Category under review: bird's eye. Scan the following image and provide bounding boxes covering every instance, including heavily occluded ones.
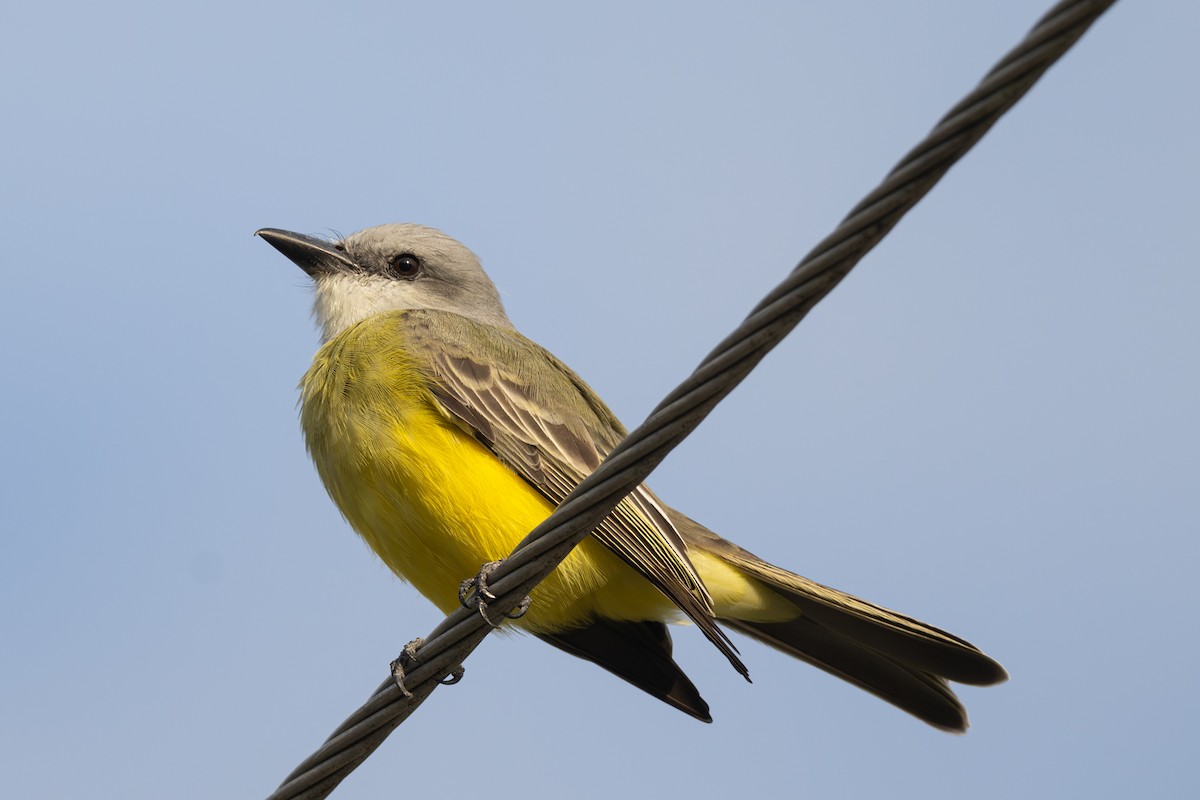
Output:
[388,253,422,279]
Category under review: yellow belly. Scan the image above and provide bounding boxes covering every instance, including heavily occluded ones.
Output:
[299,318,676,633]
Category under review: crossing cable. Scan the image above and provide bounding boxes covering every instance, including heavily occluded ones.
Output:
[266,1,1117,797]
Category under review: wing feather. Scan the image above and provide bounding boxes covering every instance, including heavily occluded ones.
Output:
[404,311,746,677]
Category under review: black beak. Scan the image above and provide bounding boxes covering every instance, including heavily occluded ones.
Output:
[255,228,357,277]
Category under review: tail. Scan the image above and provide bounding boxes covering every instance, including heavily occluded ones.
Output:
[672,512,1007,732]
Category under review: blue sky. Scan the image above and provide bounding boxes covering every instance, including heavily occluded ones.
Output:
[3,2,1196,798]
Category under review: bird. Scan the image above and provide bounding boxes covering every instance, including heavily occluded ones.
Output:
[257,222,1007,729]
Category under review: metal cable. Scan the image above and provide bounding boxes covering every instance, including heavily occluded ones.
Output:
[266,2,1116,797]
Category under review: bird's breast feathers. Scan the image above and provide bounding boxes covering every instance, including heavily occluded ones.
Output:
[297,310,672,628]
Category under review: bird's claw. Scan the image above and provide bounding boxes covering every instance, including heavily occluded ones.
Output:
[458,560,532,626]
[390,637,465,698]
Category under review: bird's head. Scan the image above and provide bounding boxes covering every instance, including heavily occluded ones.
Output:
[257,223,513,341]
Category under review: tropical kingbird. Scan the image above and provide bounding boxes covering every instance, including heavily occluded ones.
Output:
[257,223,1006,729]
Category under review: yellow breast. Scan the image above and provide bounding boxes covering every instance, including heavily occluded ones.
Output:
[298,313,674,633]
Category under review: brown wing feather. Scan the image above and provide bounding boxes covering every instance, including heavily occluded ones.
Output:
[403,310,746,678]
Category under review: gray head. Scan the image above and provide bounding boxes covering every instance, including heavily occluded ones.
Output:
[256,223,513,341]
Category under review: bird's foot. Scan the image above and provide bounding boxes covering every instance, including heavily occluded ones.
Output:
[390,638,464,698]
[458,560,532,627]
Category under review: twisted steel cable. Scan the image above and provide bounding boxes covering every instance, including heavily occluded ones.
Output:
[266,2,1117,797]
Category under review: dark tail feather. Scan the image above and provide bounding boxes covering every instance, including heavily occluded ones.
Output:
[768,585,1008,686]
[537,618,712,723]
[723,616,970,731]
[670,511,1007,730]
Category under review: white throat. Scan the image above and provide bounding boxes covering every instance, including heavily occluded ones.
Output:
[311,272,406,342]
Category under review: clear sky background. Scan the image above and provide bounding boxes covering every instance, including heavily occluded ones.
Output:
[3,2,1196,798]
